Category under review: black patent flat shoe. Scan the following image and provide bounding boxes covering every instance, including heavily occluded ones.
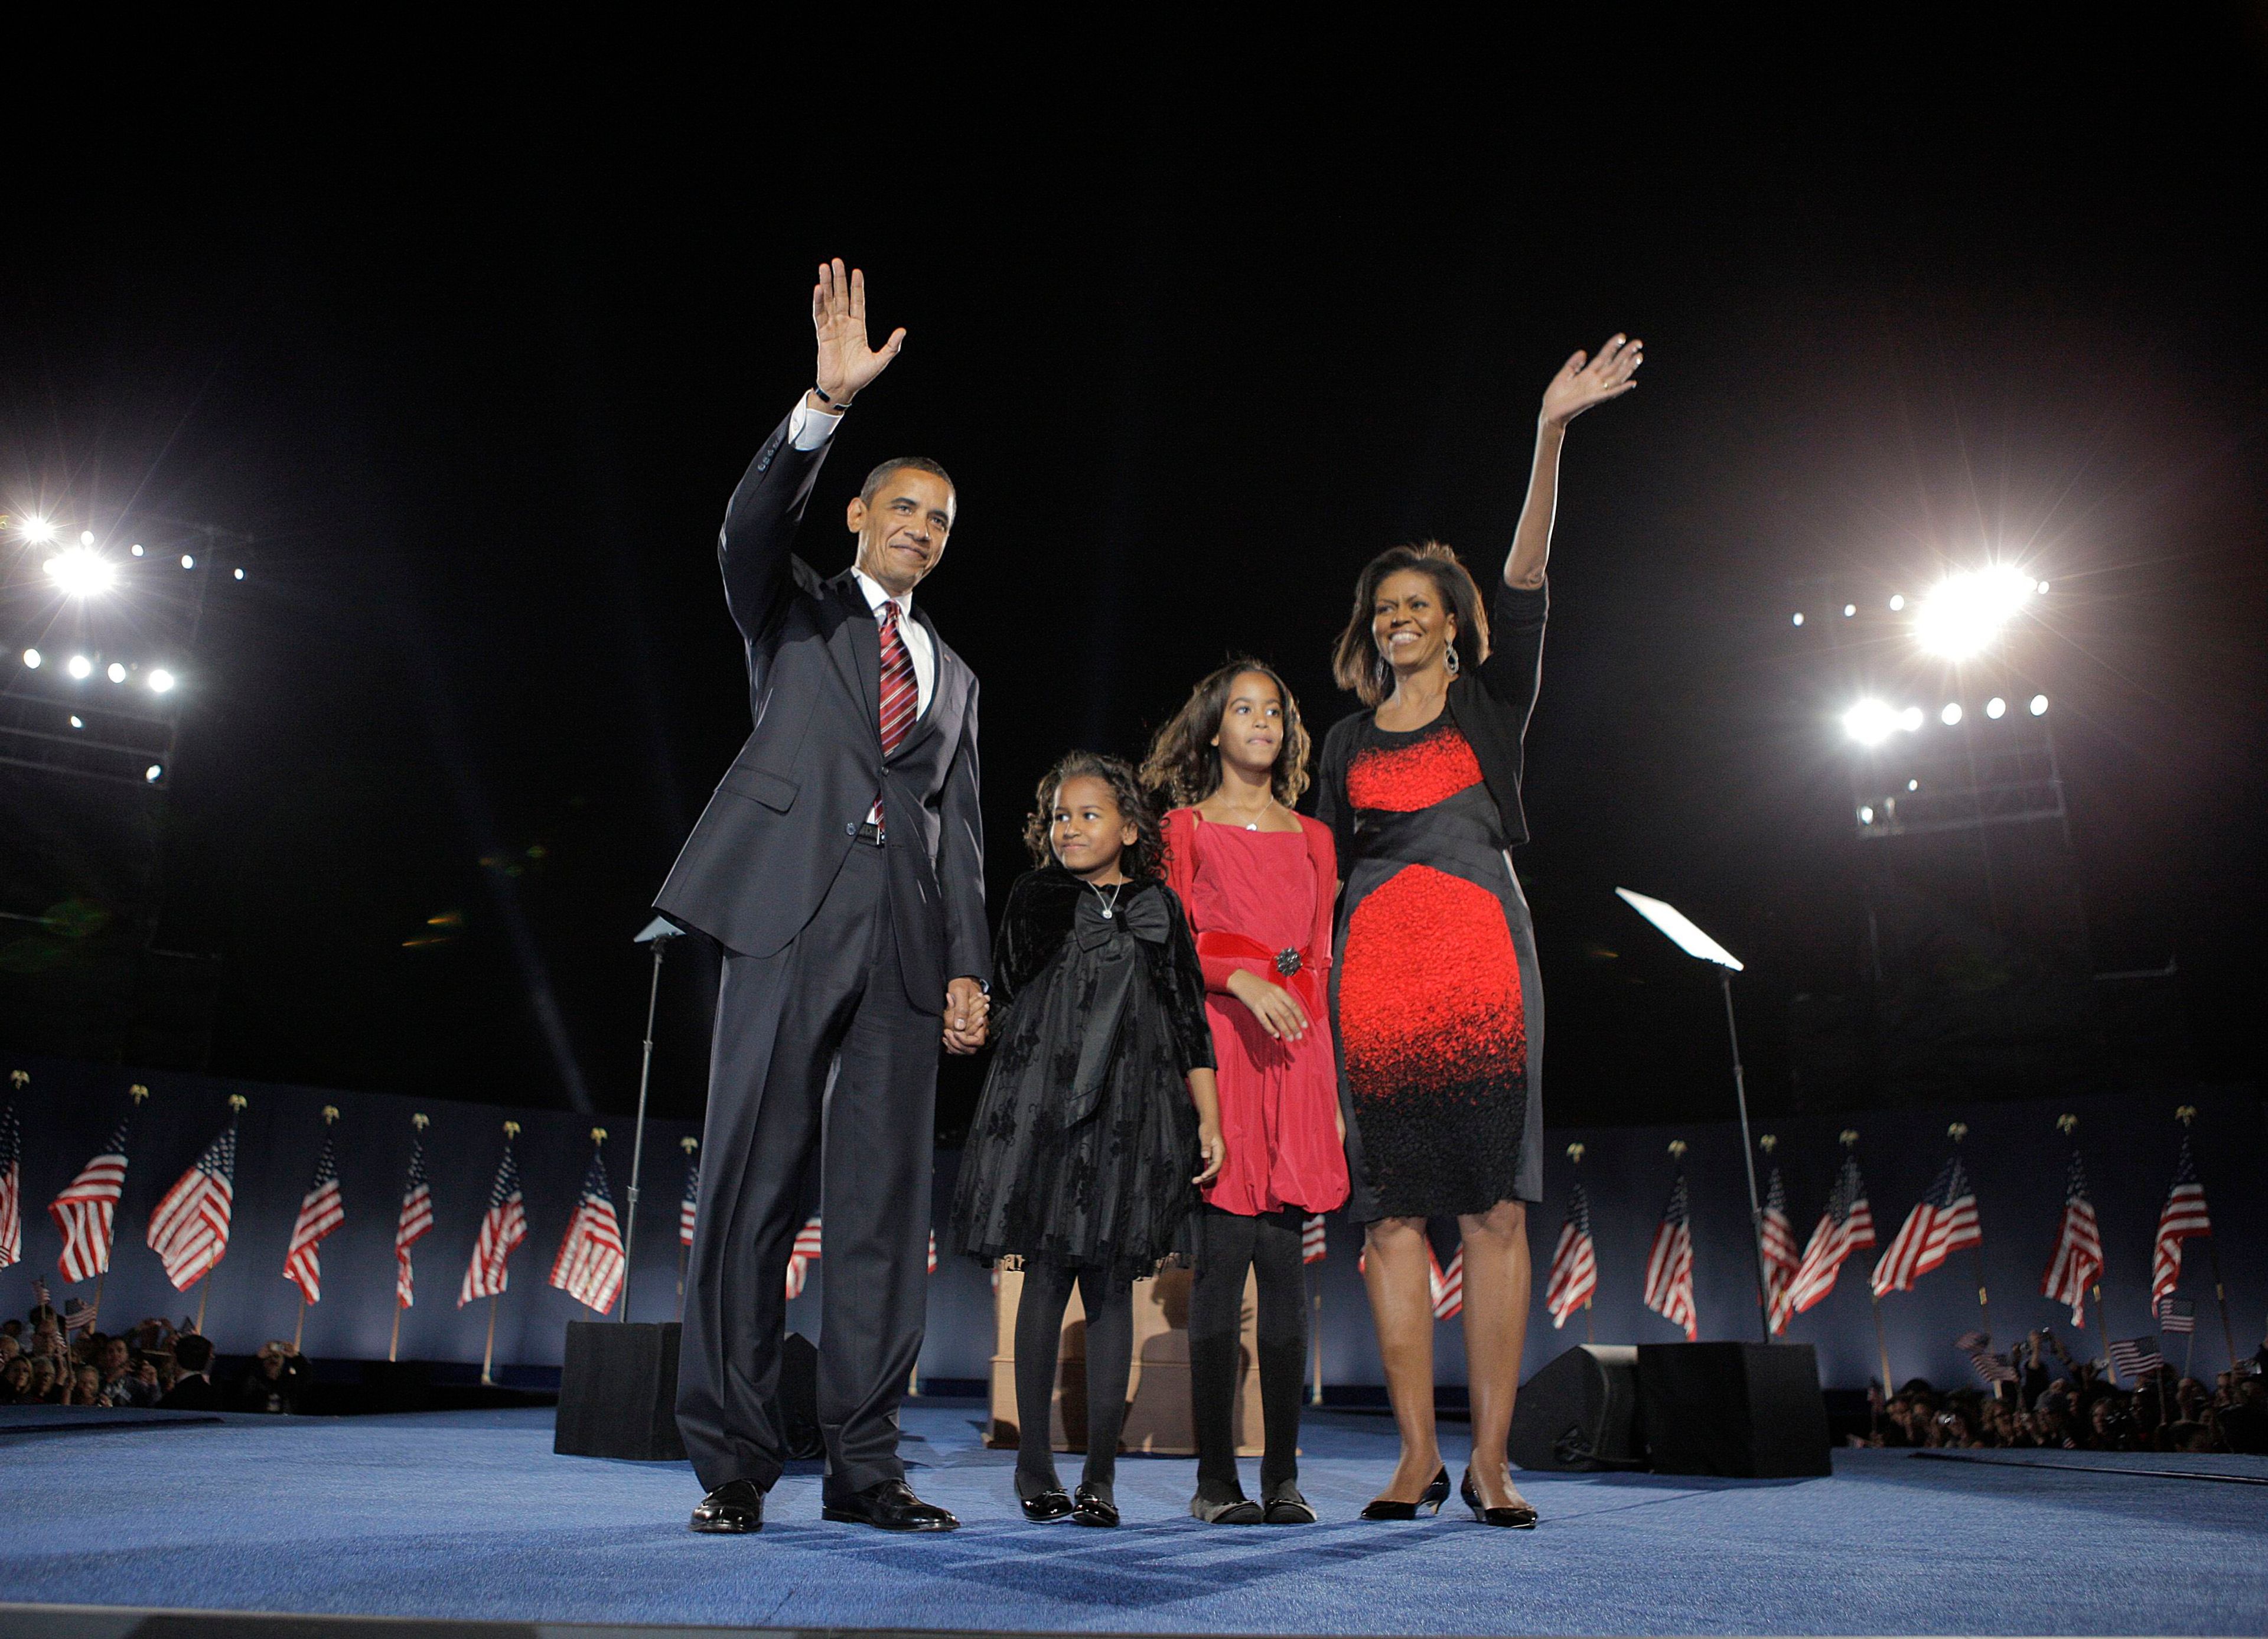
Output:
[1359,1465,1449,1520]
[1190,1491,1265,1524]
[1461,1467,1539,1529]
[689,1479,764,1534]
[1262,1478,1317,1524]
[1018,1481,1075,1522]
[1071,1481,1120,1528]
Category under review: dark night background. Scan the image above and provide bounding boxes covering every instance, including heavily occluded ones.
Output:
[3,21,2263,1135]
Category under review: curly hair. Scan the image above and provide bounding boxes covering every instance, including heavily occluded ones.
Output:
[1021,751,1166,879]
[1139,658,1312,810]
[1329,540,1493,706]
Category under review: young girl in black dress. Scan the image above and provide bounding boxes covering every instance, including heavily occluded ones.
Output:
[951,752,1225,1527]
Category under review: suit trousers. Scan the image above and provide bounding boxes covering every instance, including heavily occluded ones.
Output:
[676,839,939,1496]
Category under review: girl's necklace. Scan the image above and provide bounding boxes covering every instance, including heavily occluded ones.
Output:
[1213,797,1274,832]
[1088,879,1126,921]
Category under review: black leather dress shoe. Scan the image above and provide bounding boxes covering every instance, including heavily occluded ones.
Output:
[689,1480,764,1534]
[1071,1481,1119,1528]
[822,1478,960,1532]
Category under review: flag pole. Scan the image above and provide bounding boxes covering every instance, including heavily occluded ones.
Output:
[1584,1297,1594,1346]
[293,1296,307,1354]
[2176,1106,2240,1370]
[388,1304,402,1364]
[483,1296,498,1387]
[1948,1122,1987,1332]
[620,921,682,1324]
[1871,1291,1892,1395]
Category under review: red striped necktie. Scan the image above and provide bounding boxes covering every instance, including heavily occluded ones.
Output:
[872,600,917,838]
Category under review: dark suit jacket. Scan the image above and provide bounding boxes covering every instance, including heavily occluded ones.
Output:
[1315,576,1549,866]
[655,412,989,1010]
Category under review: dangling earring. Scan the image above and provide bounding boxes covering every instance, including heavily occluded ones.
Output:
[1445,640,1461,676]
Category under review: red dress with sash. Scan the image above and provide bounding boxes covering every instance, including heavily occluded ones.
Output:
[1162,807,1350,1217]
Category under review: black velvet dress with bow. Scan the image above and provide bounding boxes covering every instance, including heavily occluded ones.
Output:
[952,867,1216,1279]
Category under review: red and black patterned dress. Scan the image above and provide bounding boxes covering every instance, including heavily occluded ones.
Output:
[1316,713,1544,1220]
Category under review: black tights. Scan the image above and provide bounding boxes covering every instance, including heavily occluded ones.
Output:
[1014,1259,1133,1498]
[1188,1205,1308,1498]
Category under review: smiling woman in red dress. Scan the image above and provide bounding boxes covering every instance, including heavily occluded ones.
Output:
[1316,335,1643,1528]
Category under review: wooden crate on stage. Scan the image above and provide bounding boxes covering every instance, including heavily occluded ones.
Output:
[986,1263,1269,1455]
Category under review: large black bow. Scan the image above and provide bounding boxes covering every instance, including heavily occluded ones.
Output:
[1064,888,1172,1123]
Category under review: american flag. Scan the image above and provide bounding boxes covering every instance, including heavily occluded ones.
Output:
[282,1130,346,1305]
[1759,1164,1801,1333]
[2039,1148,2102,1328]
[50,1117,132,1283]
[1956,1329,2018,1387]
[1776,1154,1873,1328]
[2107,1337,2163,1381]
[786,1213,823,1300]
[458,1140,527,1307]
[1871,1152,1979,1297]
[1302,1214,1328,1263]
[548,1146,625,1315]
[394,1137,433,1309]
[927,1227,939,1275]
[679,1151,700,1249]
[1545,1181,1597,1329]
[0,1099,21,1270]
[1429,1244,1464,1320]
[2149,1136,2211,1308]
[1643,1172,1698,1341]
[146,1116,239,1292]
[2158,1296,2196,1336]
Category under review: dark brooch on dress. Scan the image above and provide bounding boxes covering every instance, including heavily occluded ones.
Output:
[1275,949,1303,976]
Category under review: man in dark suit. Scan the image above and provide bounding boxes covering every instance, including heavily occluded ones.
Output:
[659,260,989,1534]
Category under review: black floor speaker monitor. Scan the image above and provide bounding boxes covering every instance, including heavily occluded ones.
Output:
[555,1321,687,1461]
[1510,1344,1643,1471]
[1635,1341,1831,1477]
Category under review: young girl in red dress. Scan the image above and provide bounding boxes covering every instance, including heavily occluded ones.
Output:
[1145,662,1348,1524]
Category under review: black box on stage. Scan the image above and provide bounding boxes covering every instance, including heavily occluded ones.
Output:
[1635,1341,1830,1477]
[360,1360,432,1415]
[1510,1344,1642,1471]
[555,1321,686,1461]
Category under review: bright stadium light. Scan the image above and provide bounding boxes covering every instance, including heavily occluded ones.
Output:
[1843,604,1856,617]
[147,669,175,693]
[1857,804,1875,826]
[1889,594,1905,610]
[44,548,115,598]
[21,517,56,543]
[1841,698,1911,747]
[1914,564,2039,659]
[180,553,195,569]
[2029,693,2048,716]
[145,764,162,783]
[66,654,92,679]
[1986,696,2007,719]
[1941,702,1963,725]
[79,530,93,546]
[1791,612,1805,626]
[105,662,126,683]
[69,716,84,730]
[131,543,145,556]
[233,567,245,581]
[21,649,40,669]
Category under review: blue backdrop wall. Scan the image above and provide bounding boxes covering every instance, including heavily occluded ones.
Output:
[5,1052,2260,1390]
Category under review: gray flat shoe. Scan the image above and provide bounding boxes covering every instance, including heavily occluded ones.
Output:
[1262,1479,1317,1524]
[1190,1492,1265,1524]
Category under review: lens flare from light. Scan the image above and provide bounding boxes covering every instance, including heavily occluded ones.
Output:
[148,669,175,693]
[21,649,40,669]
[43,548,115,597]
[1914,565,2039,659]
[22,517,55,543]
[2029,693,2048,716]
[1941,702,1963,725]
[105,662,126,683]
[1986,696,2007,719]
[1841,699,1907,746]
[66,655,92,679]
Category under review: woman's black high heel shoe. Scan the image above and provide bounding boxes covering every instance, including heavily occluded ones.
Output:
[1016,1473,1075,1523]
[1461,1467,1539,1529]
[1359,1466,1449,1520]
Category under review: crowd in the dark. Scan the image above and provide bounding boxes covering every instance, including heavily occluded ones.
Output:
[1855,1328,2268,1454]
[0,1307,306,1414]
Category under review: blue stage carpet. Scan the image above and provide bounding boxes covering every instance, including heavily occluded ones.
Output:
[1,1402,2262,1635]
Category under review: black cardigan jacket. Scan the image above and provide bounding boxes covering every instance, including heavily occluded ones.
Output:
[1314,576,1548,868]
[991,867,1216,1077]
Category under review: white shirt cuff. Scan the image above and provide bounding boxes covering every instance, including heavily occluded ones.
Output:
[787,396,845,452]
